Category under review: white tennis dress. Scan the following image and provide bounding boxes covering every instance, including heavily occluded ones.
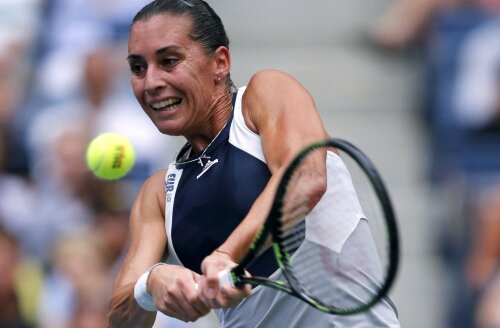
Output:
[163,87,400,327]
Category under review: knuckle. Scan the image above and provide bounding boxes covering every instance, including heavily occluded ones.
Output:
[186,294,198,304]
[162,293,172,304]
[165,287,177,298]
[187,314,199,322]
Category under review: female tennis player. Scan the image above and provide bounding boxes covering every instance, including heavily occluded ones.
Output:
[107,0,400,327]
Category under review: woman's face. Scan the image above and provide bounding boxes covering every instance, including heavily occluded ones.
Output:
[128,14,219,137]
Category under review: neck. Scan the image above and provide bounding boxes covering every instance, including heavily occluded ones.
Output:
[187,89,233,153]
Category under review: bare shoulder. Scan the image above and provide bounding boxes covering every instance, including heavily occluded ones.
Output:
[143,169,168,191]
[242,69,314,132]
[135,169,168,215]
[245,69,304,96]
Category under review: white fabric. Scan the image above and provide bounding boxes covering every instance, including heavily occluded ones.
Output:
[164,163,185,267]
[229,86,267,163]
[306,151,364,253]
[134,270,157,312]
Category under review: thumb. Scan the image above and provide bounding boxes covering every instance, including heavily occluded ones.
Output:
[200,257,220,299]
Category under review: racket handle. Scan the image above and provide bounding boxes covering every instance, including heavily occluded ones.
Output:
[218,269,236,288]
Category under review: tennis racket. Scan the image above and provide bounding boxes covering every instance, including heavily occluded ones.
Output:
[218,138,399,315]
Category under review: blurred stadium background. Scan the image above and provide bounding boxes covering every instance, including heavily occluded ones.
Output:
[1,0,499,327]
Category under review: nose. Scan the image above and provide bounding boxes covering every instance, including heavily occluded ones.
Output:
[144,65,167,95]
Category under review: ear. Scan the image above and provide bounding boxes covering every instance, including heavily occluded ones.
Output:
[213,46,231,80]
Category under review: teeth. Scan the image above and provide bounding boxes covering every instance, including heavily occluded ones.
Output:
[151,98,181,110]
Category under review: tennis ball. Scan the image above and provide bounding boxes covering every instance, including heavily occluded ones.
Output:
[86,132,135,180]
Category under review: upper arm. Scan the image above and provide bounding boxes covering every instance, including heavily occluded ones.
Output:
[243,69,329,173]
[214,70,329,259]
[112,170,168,291]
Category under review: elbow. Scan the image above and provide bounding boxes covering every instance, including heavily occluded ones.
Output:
[108,302,126,328]
[306,173,327,210]
[108,310,120,328]
[108,312,118,328]
[108,308,150,328]
[107,289,156,328]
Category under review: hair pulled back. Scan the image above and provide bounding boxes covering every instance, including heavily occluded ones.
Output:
[133,0,229,56]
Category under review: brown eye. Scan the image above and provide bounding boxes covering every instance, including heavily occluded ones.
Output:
[161,57,179,68]
[129,62,146,77]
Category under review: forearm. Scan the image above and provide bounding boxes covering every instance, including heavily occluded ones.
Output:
[108,171,169,327]
[108,282,157,328]
[216,170,327,263]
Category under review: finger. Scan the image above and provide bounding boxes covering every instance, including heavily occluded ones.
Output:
[156,286,193,322]
[181,281,210,319]
[220,284,251,303]
[200,275,229,308]
[186,276,211,315]
[210,289,240,308]
[205,283,250,309]
[198,285,211,307]
[204,262,220,287]
[200,271,218,300]
[158,299,191,322]
[158,282,204,322]
[160,308,190,323]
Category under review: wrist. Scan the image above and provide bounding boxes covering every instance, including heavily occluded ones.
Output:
[133,263,166,312]
[146,263,166,293]
[214,249,236,262]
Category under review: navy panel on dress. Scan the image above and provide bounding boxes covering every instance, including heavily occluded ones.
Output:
[171,120,277,276]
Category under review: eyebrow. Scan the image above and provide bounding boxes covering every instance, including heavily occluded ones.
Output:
[127,45,184,61]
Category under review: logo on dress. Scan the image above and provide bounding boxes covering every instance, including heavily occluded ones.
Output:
[165,173,176,202]
[196,159,219,179]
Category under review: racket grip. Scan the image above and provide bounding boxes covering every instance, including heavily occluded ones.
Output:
[218,269,236,288]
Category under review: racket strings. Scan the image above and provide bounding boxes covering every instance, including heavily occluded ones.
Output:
[277,146,392,310]
[281,220,306,253]
[342,152,389,274]
[278,170,314,254]
[280,198,310,233]
[278,148,342,304]
[290,222,387,308]
[290,241,343,305]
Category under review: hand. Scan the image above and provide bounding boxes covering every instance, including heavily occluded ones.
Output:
[147,264,210,322]
[200,250,251,308]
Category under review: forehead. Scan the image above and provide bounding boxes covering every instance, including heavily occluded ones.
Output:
[129,13,195,54]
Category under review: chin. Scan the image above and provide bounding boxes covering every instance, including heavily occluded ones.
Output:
[155,123,183,137]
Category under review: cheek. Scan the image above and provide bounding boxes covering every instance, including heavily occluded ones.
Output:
[131,79,144,102]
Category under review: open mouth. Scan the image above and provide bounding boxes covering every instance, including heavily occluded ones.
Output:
[150,97,182,111]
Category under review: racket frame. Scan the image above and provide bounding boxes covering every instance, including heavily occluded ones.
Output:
[219,138,400,315]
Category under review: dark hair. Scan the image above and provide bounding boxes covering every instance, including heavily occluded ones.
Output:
[132,0,230,55]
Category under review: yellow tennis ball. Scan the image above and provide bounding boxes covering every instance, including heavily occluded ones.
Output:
[86,132,135,180]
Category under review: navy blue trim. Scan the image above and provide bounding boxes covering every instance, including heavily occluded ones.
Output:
[175,92,238,169]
